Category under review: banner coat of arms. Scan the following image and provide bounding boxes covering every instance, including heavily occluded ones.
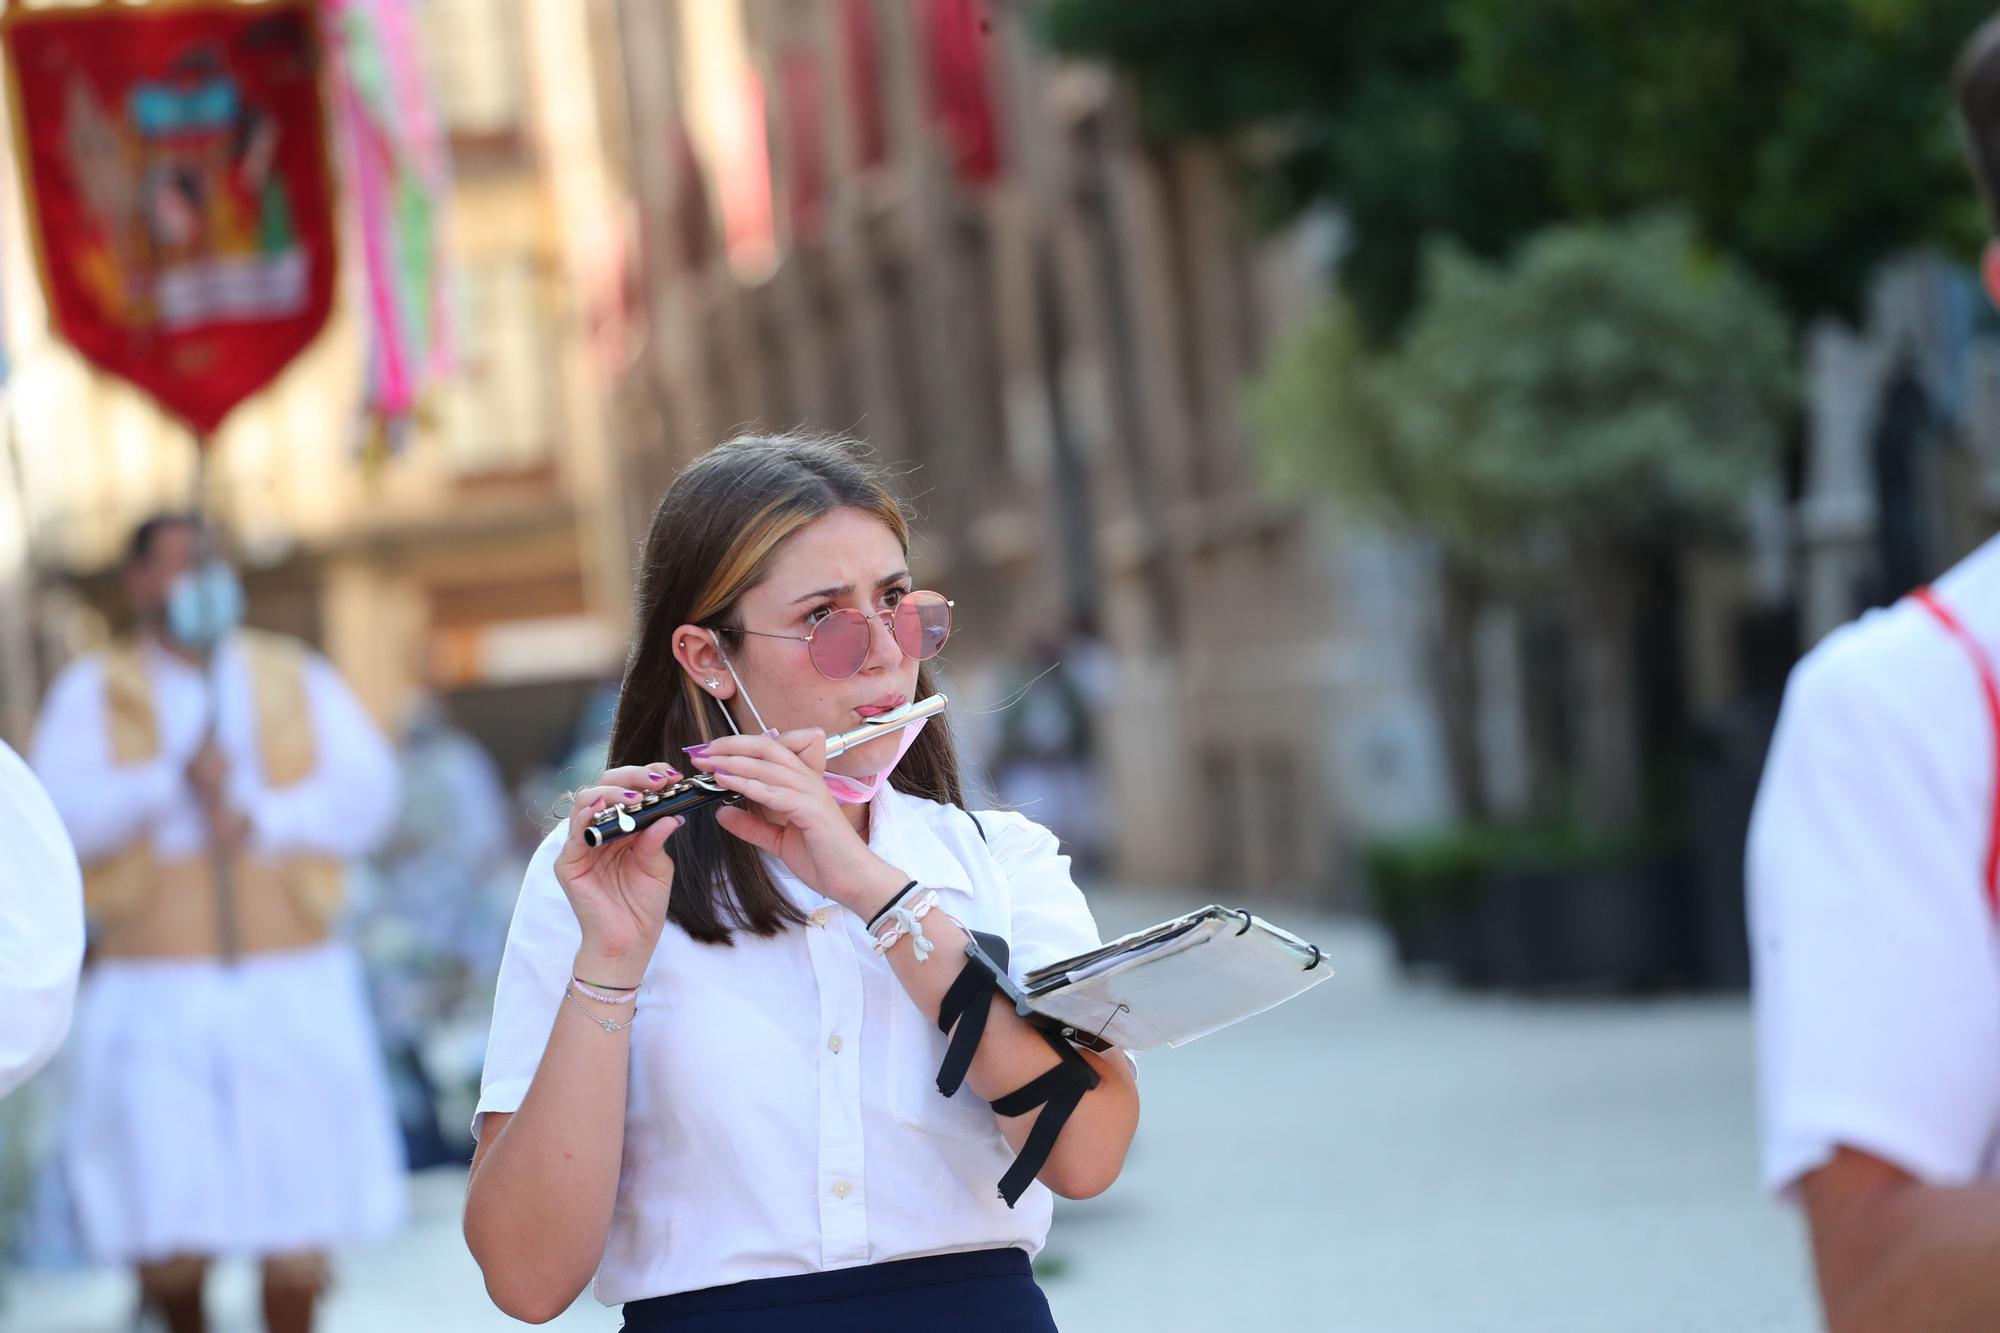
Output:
[3,0,337,438]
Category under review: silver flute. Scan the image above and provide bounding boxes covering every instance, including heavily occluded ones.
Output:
[580,694,948,848]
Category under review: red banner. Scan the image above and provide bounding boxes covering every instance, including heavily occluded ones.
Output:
[921,0,1001,186]
[3,0,337,438]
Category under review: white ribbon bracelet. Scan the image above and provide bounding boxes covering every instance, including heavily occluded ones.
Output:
[871,890,940,961]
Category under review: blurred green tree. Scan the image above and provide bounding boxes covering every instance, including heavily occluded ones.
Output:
[1453,0,1988,322]
[1042,0,1990,332]
[1253,215,1794,825]
[1040,0,1548,337]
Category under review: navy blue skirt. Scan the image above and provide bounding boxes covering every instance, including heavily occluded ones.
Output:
[618,1247,1059,1332]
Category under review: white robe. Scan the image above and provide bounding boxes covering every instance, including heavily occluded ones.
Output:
[30,635,406,1261]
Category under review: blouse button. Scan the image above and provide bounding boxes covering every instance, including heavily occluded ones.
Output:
[827,1033,843,1054]
[831,1180,852,1200]
[811,908,831,928]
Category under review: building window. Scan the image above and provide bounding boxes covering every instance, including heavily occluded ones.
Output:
[417,0,526,141]
[778,45,828,246]
[438,259,556,474]
[920,0,1001,185]
[839,0,888,171]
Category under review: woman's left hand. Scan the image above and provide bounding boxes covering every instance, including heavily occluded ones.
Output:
[690,730,892,911]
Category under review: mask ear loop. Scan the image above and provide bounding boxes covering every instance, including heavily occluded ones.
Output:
[708,630,771,735]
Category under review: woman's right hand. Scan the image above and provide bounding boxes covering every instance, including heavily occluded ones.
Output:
[554,763,685,987]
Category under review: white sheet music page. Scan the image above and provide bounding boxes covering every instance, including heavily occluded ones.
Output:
[1024,911,1331,1052]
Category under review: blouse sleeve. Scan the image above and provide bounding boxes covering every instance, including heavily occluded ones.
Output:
[0,740,85,1098]
[473,823,583,1136]
[244,653,401,858]
[1749,634,2000,1194]
[974,809,1106,984]
[978,809,1137,1073]
[29,656,182,862]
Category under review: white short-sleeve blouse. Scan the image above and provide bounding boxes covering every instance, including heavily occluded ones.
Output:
[1750,534,2000,1195]
[474,784,1113,1306]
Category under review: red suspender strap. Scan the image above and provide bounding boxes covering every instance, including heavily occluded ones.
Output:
[1910,585,2000,917]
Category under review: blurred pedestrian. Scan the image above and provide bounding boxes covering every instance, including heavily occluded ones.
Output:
[464,433,1138,1329]
[1747,23,2000,1331]
[357,690,515,1167]
[992,622,1107,873]
[0,737,83,1098]
[29,513,404,1333]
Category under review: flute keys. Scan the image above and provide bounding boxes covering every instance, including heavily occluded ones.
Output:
[617,808,637,833]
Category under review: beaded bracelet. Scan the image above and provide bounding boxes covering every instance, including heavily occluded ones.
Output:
[564,982,635,1032]
[571,976,639,1005]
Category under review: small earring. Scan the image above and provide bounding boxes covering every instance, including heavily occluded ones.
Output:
[706,678,720,690]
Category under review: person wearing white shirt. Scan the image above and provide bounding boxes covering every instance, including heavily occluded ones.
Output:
[466,433,1140,1330]
[1749,27,2000,1333]
[0,738,84,1099]
[30,514,404,1333]
[1749,534,2000,1331]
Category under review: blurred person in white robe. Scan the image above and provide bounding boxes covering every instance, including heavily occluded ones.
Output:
[30,513,403,1333]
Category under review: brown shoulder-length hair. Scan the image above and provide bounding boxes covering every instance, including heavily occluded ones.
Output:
[608,431,966,944]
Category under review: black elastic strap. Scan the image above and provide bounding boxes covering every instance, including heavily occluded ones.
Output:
[997,1060,1094,1206]
[935,933,1007,1098]
[866,879,921,932]
[930,930,1102,1207]
[989,1042,1088,1116]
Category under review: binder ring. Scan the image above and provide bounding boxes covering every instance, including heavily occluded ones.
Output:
[1303,943,1323,971]
[1235,908,1253,936]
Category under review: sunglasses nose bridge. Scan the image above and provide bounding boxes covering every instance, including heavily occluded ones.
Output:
[864,603,907,664]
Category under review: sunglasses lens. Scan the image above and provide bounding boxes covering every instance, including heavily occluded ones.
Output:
[804,594,952,678]
[895,592,952,661]
[808,608,872,678]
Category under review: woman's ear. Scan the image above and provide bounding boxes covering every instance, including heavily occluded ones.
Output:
[671,624,736,701]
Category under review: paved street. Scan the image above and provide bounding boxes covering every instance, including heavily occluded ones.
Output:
[2,888,1816,1332]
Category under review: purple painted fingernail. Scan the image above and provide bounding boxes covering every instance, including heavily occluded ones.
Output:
[763,727,781,739]
[712,764,731,776]
[622,789,642,800]
[682,743,712,757]
[647,768,679,783]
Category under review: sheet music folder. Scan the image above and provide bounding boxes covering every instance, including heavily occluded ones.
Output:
[967,905,1332,1055]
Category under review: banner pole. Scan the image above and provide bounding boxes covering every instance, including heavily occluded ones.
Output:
[193,439,239,966]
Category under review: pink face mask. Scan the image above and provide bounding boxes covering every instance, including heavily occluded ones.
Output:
[823,716,927,804]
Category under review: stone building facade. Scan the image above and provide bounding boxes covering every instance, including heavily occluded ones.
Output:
[592,0,1453,898]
